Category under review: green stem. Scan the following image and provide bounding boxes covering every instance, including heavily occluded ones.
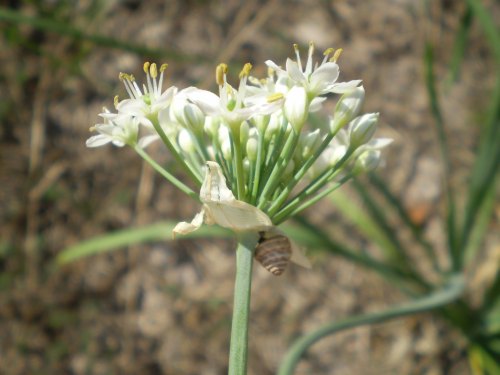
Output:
[232,138,246,200]
[228,233,259,375]
[258,131,299,209]
[149,117,203,187]
[250,131,265,204]
[273,175,351,224]
[273,150,353,220]
[267,133,335,215]
[134,146,199,201]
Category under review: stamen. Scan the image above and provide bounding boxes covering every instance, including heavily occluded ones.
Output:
[114,95,119,108]
[158,64,168,95]
[331,48,343,63]
[238,63,252,79]
[305,41,314,74]
[322,47,334,64]
[293,43,303,72]
[89,126,96,132]
[143,62,150,75]
[216,63,228,86]
[267,92,284,103]
[150,63,158,79]
[149,63,158,94]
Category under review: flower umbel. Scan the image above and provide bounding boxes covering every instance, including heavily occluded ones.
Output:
[86,42,392,270]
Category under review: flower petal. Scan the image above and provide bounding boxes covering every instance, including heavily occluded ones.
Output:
[185,87,221,116]
[172,210,206,238]
[328,80,362,94]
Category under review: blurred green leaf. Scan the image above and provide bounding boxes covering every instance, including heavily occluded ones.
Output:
[278,274,464,375]
[0,7,202,61]
[57,221,230,264]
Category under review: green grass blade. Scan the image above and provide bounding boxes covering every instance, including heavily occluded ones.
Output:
[350,179,421,270]
[57,221,230,264]
[290,216,426,294]
[368,173,439,271]
[278,274,464,375]
[0,7,200,61]
[460,0,500,260]
[328,190,409,267]
[424,42,458,269]
[446,6,473,86]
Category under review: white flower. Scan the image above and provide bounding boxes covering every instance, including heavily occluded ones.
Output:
[86,111,139,148]
[116,62,177,126]
[186,63,282,133]
[265,43,361,98]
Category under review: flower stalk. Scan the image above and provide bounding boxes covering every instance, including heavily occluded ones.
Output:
[228,233,259,375]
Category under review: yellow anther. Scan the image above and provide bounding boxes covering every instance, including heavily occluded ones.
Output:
[89,126,96,132]
[308,41,315,51]
[216,63,228,86]
[267,92,284,103]
[267,66,275,77]
[293,43,299,52]
[160,63,168,73]
[114,95,119,108]
[323,47,334,57]
[331,48,343,63]
[143,62,150,75]
[239,63,252,79]
[150,63,158,78]
[118,72,126,80]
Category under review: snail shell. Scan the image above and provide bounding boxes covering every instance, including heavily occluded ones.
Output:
[254,232,292,276]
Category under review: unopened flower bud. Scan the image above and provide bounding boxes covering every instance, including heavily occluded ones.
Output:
[178,128,195,153]
[352,149,381,175]
[330,86,365,134]
[300,129,321,159]
[246,128,259,162]
[284,86,309,133]
[221,139,232,161]
[348,113,379,148]
[204,116,220,138]
[264,116,280,142]
[254,115,270,134]
[172,97,205,133]
[240,121,249,146]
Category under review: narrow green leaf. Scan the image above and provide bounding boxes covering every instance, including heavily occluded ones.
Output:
[328,190,401,264]
[57,221,230,264]
[424,42,458,269]
[278,274,464,375]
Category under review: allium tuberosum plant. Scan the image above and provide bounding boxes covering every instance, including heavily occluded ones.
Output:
[85,43,391,375]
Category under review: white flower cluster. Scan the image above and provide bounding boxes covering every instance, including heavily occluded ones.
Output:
[87,42,391,227]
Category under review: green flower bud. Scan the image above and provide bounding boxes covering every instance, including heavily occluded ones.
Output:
[330,86,365,134]
[246,128,259,162]
[240,121,249,146]
[348,113,379,149]
[352,149,381,175]
[300,129,321,160]
[172,96,205,133]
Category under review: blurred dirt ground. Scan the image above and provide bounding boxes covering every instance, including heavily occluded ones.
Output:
[0,0,498,374]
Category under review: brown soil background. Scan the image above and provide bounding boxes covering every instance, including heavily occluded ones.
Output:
[0,1,498,374]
